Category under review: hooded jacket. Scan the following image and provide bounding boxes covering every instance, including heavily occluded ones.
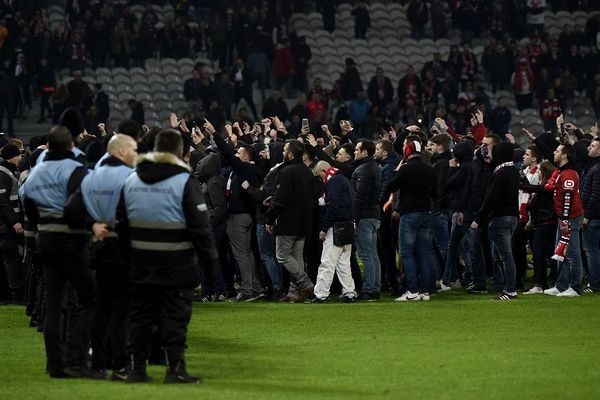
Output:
[474,142,520,225]
[379,151,400,199]
[430,149,452,213]
[460,149,493,223]
[119,152,219,287]
[446,142,473,212]
[195,153,227,228]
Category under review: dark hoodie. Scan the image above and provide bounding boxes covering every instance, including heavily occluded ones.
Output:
[447,142,473,212]
[118,152,219,287]
[431,149,452,214]
[195,153,227,228]
[474,142,520,225]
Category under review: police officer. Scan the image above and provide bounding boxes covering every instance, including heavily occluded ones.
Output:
[64,134,138,381]
[120,129,218,384]
[19,126,96,379]
[0,143,25,304]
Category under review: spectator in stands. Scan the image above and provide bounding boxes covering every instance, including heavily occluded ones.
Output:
[308,78,329,109]
[340,58,363,101]
[292,36,312,93]
[489,97,512,137]
[214,72,235,120]
[349,90,370,139]
[111,18,131,68]
[93,84,109,125]
[398,65,422,111]
[540,88,562,133]
[306,92,326,122]
[482,42,513,93]
[231,58,258,120]
[367,67,394,116]
[262,91,289,122]
[67,31,88,73]
[407,0,429,40]
[512,57,535,110]
[527,0,546,36]
[14,53,31,118]
[127,99,144,125]
[290,94,309,120]
[273,39,296,99]
[352,2,370,40]
[246,44,271,104]
[184,64,206,119]
[37,58,56,124]
[430,0,449,40]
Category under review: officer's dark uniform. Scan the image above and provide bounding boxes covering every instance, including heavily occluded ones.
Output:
[119,151,218,383]
[20,147,94,378]
[0,156,24,303]
[65,155,133,377]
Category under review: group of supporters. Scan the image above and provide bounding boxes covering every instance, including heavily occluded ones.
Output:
[0,103,598,382]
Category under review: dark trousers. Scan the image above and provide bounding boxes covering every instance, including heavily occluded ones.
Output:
[512,224,531,289]
[128,284,194,372]
[532,223,557,288]
[0,101,14,136]
[378,210,399,290]
[39,91,53,120]
[0,239,23,301]
[91,263,130,370]
[42,250,95,374]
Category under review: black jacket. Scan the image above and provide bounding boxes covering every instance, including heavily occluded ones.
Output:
[266,159,318,236]
[581,157,600,220]
[460,154,493,223]
[474,143,520,225]
[246,163,282,225]
[431,150,452,213]
[117,152,219,287]
[195,153,227,228]
[447,142,473,212]
[381,156,436,215]
[213,133,262,215]
[351,156,381,221]
[322,170,353,231]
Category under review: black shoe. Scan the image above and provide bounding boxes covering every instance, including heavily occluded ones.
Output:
[304,296,328,304]
[194,294,211,302]
[111,368,128,381]
[495,291,517,301]
[339,295,356,303]
[269,289,285,302]
[467,286,488,294]
[63,366,107,380]
[231,293,255,302]
[49,370,73,379]
[252,292,266,301]
[164,369,202,384]
[126,370,153,383]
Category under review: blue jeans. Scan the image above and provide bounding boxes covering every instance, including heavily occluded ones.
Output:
[442,212,466,285]
[469,225,486,288]
[399,212,435,294]
[432,211,450,280]
[487,216,518,293]
[355,218,381,294]
[583,219,600,291]
[256,223,282,291]
[555,216,584,293]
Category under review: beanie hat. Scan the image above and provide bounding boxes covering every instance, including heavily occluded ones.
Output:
[1,143,20,160]
[401,141,422,162]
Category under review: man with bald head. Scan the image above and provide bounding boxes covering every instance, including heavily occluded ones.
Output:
[65,133,138,380]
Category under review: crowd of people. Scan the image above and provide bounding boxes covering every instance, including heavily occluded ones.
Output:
[0,0,600,386]
[0,97,599,380]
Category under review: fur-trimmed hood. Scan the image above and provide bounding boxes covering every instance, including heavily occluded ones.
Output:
[134,151,191,184]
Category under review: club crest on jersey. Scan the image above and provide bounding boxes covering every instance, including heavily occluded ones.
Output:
[563,180,575,188]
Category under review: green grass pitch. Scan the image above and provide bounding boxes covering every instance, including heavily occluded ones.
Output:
[1,291,600,399]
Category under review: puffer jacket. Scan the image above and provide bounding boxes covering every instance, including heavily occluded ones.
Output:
[351,156,381,221]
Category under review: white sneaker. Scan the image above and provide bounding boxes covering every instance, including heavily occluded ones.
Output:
[544,287,561,296]
[419,293,430,301]
[556,287,580,297]
[394,291,421,302]
[438,281,452,292]
[450,279,462,289]
[523,286,544,295]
